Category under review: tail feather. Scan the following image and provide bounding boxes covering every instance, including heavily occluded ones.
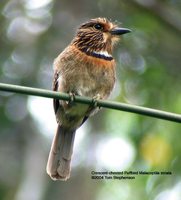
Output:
[46,125,76,181]
[62,129,75,160]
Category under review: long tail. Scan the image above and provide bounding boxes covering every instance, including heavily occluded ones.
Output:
[46,125,76,181]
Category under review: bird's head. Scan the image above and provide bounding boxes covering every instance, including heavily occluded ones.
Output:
[72,18,131,59]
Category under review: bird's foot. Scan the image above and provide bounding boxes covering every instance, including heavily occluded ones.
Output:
[92,93,101,108]
[68,92,76,105]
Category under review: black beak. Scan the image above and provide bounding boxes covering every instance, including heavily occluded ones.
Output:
[110,27,131,35]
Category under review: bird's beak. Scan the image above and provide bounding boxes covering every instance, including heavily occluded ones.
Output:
[110,27,131,35]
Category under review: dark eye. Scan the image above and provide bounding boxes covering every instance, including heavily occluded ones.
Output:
[94,23,103,30]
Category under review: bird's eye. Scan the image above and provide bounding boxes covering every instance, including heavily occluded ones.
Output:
[94,23,103,30]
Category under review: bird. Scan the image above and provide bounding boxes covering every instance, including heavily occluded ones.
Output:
[46,17,131,181]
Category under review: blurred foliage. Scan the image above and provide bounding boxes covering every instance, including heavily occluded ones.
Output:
[0,0,181,200]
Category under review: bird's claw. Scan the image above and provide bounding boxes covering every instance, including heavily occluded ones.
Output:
[92,94,101,108]
[69,92,76,103]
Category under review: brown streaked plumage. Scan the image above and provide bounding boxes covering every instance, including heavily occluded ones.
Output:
[46,17,131,181]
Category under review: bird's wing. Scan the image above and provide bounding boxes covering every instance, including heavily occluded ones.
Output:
[53,70,60,114]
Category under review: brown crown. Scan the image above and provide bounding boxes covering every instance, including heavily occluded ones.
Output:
[71,18,119,55]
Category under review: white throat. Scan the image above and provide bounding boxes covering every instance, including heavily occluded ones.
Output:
[93,51,112,59]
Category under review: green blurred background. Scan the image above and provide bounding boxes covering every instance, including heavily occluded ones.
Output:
[0,0,181,200]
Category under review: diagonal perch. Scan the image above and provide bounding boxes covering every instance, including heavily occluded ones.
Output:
[0,82,181,123]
